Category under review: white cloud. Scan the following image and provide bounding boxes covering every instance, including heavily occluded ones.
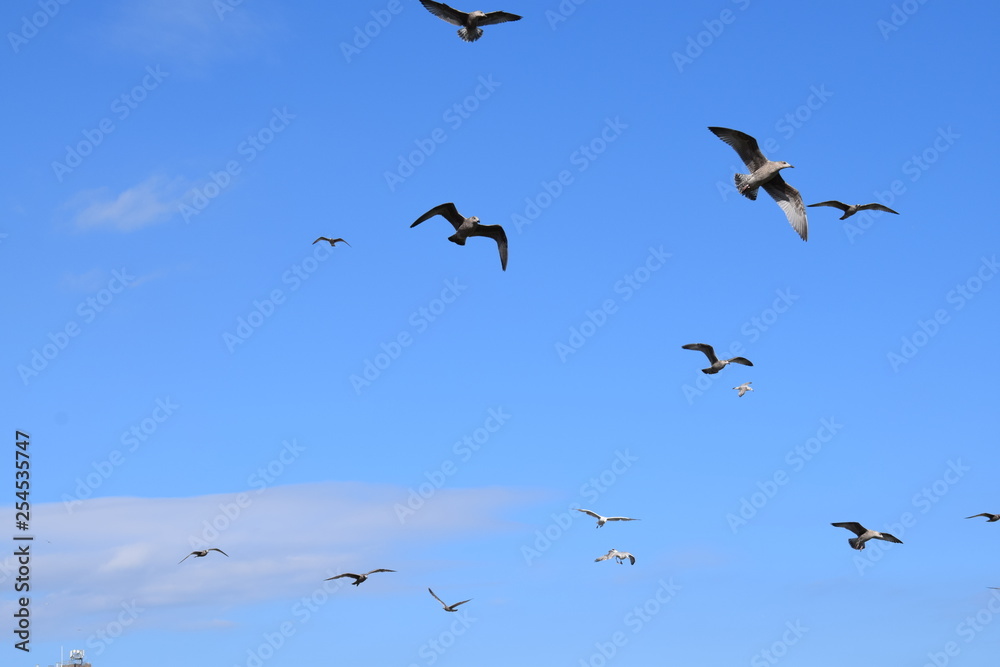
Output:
[59,268,108,292]
[106,0,284,67]
[69,175,185,232]
[0,482,534,639]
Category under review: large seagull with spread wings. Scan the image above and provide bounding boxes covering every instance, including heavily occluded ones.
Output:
[410,202,508,271]
[418,1,522,42]
[709,126,809,241]
[682,343,753,375]
[831,522,903,550]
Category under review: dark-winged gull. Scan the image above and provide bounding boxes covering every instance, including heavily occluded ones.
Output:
[831,522,903,550]
[312,237,351,247]
[575,509,640,528]
[418,0,522,42]
[966,513,1000,522]
[411,202,508,271]
[807,201,899,220]
[178,548,229,564]
[733,382,753,397]
[682,343,753,375]
[595,549,636,565]
[428,587,472,612]
[324,569,395,586]
[708,126,808,241]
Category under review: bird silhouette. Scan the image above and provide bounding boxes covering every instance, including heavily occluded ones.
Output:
[428,587,472,612]
[417,0,522,42]
[312,237,351,247]
[831,522,903,550]
[411,202,508,271]
[709,126,808,241]
[682,343,753,374]
[324,569,395,586]
[178,548,229,564]
[807,201,899,220]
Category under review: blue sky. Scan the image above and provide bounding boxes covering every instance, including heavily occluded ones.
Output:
[3,0,999,665]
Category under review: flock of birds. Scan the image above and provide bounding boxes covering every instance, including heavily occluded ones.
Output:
[313,122,902,276]
[174,505,645,613]
[186,0,921,602]
[157,0,995,641]
[706,126,900,243]
[320,3,908,278]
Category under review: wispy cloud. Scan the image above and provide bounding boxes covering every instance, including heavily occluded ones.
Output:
[106,0,284,67]
[0,482,530,639]
[59,268,110,292]
[68,175,186,232]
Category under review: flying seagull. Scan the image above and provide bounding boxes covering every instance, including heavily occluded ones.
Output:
[966,513,1000,522]
[708,126,808,241]
[417,0,522,42]
[733,382,753,397]
[682,343,754,375]
[410,202,508,271]
[807,201,899,220]
[428,587,472,612]
[324,569,396,586]
[575,509,640,528]
[178,548,229,564]
[312,237,351,247]
[595,549,636,565]
[831,522,903,550]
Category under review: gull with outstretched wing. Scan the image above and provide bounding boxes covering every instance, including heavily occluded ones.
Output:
[418,0,521,42]
[411,202,508,271]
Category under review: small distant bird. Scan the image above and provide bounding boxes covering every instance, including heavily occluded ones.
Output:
[595,549,636,565]
[178,548,229,564]
[411,202,508,271]
[807,201,899,220]
[966,513,1000,522]
[831,522,903,550]
[733,382,753,397]
[418,0,522,42]
[428,587,472,612]
[682,343,754,375]
[575,509,640,528]
[708,126,808,241]
[324,569,396,586]
[312,237,351,247]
